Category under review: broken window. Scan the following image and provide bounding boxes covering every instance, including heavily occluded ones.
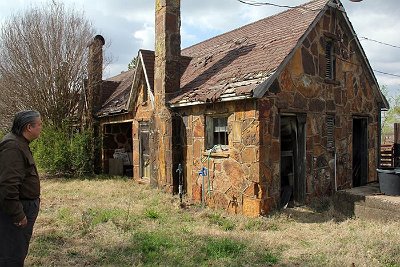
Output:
[325,40,336,80]
[326,114,335,151]
[206,116,228,150]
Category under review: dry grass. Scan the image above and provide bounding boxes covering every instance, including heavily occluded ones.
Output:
[25,176,400,267]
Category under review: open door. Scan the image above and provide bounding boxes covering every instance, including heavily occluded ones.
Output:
[280,114,306,207]
[139,122,150,179]
[352,117,368,187]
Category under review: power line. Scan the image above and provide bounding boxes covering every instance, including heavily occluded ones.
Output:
[236,0,298,8]
[373,70,400,78]
[235,0,321,11]
[338,57,400,78]
[359,37,400,49]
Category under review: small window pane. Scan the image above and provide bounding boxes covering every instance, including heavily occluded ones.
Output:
[209,116,229,148]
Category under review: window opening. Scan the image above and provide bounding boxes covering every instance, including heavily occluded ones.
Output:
[206,116,229,150]
[325,40,336,80]
[213,117,228,146]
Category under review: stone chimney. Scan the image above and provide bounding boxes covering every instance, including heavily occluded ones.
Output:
[150,0,181,191]
[86,35,105,174]
[87,34,105,114]
[154,0,181,103]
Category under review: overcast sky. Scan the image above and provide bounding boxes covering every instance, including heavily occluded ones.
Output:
[0,0,399,98]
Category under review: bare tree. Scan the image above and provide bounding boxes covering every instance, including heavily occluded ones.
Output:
[0,2,95,128]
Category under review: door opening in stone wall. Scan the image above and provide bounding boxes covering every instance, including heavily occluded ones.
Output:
[139,122,150,179]
[102,122,133,176]
[352,117,368,187]
[280,114,306,207]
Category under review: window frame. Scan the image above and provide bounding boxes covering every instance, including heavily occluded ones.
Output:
[205,115,229,151]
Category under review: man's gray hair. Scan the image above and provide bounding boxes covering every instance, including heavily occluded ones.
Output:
[11,110,41,136]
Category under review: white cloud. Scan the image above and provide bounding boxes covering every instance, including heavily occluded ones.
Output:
[133,24,155,50]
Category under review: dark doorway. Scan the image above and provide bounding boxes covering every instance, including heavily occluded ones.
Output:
[102,122,133,176]
[172,115,186,194]
[352,118,368,187]
[139,122,150,179]
[280,114,306,207]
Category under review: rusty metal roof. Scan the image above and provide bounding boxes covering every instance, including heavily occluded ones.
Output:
[170,0,329,105]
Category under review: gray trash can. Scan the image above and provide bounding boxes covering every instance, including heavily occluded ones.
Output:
[376,168,400,196]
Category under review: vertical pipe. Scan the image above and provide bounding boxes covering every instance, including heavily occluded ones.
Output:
[334,151,337,191]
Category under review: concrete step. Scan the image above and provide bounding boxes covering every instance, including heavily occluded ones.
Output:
[333,183,400,222]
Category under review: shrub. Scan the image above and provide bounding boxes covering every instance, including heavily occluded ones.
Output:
[69,129,94,175]
[31,124,71,173]
[31,123,95,175]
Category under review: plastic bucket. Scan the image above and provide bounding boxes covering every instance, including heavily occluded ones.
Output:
[376,168,400,196]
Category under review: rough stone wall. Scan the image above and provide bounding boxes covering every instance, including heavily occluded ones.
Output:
[180,100,261,216]
[150,0,181,192]
[259,8,380,209]
[258,98,281,214]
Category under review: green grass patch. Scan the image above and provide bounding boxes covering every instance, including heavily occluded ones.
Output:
[207,212,236,231]
[131,231,178,265]
[203,237,245,259]
[144,208,161,219]
[260,250,280,265]
[81,207,125,233]
[30,231,66,257]
[57,207,75,225]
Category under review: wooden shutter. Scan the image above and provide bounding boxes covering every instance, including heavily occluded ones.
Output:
[206,116,213,149]
[327,115,335,150]
[325,40,335,80]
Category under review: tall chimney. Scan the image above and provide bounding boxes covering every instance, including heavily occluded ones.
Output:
[151,0,181,191]
[155,0,181,103]
[88,34,105,114]
[87,35,105,174]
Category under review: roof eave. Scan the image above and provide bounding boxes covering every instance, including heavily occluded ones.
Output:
[96,109,129,118]
[170,94,253,108]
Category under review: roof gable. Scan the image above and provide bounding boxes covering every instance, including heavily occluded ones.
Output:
[97,50,156,117]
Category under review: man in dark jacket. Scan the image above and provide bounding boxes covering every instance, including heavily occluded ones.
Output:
[0,110,42,266]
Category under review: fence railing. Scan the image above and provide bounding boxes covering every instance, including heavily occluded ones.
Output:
[380,144,394,168]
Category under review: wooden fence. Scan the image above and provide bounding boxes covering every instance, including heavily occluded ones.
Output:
[380,144,394,168]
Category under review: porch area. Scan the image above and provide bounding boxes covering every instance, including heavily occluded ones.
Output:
[333,183,400,222]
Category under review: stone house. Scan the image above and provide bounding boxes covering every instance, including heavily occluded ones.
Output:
[92,0,388,216]
[86,41,155,176]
